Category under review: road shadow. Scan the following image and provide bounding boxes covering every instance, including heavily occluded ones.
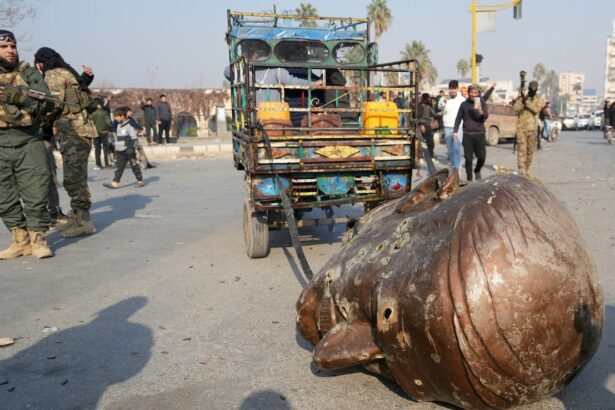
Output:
[239,389,293,410]
[556,304,615,408]
[48,194,156,250]
[0,297,152,409]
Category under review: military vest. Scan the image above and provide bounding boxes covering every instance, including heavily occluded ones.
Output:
[0,61,33,128]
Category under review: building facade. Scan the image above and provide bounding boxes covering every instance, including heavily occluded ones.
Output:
[604,19,615,102]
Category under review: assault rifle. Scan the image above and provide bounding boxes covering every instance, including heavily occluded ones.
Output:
[0,82,64,108]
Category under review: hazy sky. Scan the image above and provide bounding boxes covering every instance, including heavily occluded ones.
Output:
[10,0,614,93]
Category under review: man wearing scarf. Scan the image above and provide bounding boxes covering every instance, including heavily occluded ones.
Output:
[513,80,545,177]
[34,47,97,238]
[0,30,54,259]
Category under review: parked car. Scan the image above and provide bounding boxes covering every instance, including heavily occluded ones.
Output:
[562,116,576,130]
[576,114,590,129]
[589,110,602,130]
[484,103,518,145]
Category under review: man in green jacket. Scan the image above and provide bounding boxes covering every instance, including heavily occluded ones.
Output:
[0,30,54,259]
[91,99,112,169]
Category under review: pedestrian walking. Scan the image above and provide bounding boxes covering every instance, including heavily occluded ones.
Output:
[513,80,545,177]
[103,107,144,189]
[453,84,489,182]
[437,80,465,170]
[417,93,436,159]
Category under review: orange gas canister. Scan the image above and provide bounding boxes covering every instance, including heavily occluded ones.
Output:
[362,101,399,134]
[257,101,291,123]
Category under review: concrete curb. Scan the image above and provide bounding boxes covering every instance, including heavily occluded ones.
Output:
[70,142,234,163]
[142,143,233,160]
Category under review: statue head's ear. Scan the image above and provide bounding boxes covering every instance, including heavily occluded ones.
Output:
[313,321,383,370]
[395,168,451,214]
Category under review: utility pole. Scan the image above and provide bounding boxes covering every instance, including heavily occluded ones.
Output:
[471,0,477,83]
[469,0,522,83]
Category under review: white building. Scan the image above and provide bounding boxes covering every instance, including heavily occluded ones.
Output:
[604,19,615,101]
[559,72,585,99]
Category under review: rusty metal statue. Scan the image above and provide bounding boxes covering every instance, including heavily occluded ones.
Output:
[296,169,604,409]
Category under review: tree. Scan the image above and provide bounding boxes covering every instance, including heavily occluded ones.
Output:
[541,69,558,102]
[560,93,571,115]
[533,63,546,83]
[456,59,469,79]
[0,0,36,28]
[401,41,438,86]
[295,3,318,28]
[367,0,392,41]
[573,82,583,113]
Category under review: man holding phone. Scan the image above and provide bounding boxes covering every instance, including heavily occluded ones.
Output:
[453,84,489,182]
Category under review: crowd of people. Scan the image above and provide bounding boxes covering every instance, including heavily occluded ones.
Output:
[0,30,164,260]
[414,78,546,182]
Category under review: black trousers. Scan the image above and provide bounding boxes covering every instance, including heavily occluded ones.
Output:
[462,132,486,181]
[423,126,435,158]
[93,132,110,167]
[157,120,171,144]
[144,122,156,143]
[113,150,143,183]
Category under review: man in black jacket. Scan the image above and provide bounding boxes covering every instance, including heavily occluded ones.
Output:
[156,94,172,144]
[453,84,489,182]
[140,97,157,144]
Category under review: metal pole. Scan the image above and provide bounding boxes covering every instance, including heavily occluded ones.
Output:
[471,0,477,83]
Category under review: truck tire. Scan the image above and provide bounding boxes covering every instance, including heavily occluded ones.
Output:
[486,126,500,146]
[243,198,269,258]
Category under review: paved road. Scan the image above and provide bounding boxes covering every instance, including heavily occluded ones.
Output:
[0,130,613,409]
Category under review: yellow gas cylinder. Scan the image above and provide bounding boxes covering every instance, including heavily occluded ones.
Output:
[362,101,399,134]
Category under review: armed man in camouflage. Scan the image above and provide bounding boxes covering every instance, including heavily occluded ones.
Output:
[34,47,98,238]
[0,30,54,259]
[513,80,545,177]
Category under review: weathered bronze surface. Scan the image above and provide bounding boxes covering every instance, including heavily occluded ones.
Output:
[296,169,604,409]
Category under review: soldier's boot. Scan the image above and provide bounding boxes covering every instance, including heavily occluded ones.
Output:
[28,231,53,259]
[49,208,69,232]
[0,227,32,260]
[61,209,96,238]
[56,210,75,232]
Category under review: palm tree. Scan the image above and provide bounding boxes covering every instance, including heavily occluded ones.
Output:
[367,0,392,41]
[456,59,469,80]
[401,41,438,86]
[533,63,546,83]
[295,3,318,27]
[541,70,558,101]
[573,82,583,114]
[561,93,571,115]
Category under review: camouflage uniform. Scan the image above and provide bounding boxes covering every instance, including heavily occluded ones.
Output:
[44,67,97,214]
[513,94,545,175]
[0,61,52,232]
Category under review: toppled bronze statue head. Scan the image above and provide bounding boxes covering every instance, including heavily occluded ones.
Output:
[297,169,604,409]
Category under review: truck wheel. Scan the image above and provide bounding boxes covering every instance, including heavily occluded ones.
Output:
[243,198,269,258]
[486,126,500,146]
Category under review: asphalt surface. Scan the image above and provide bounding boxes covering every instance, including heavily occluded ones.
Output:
[0,130,613,409]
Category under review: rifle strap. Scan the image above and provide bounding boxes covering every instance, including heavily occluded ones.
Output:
[257,122,314,283]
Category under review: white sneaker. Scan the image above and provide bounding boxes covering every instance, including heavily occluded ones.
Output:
[93,166,101,171]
